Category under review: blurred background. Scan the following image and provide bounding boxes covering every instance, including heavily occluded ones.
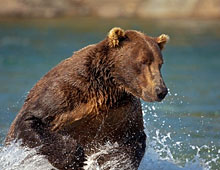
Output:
[0,0,220,170]
[0,0,220,18]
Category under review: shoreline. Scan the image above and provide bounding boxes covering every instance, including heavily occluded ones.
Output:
[0,16,220,21]
[0,0,220,20]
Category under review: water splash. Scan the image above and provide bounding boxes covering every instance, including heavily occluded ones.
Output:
[0,141,56,170]
[84,142,133,170]
[141,89,219,170]
[0,90,219,170]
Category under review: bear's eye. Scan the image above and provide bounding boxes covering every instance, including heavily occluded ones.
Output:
[141,59,148,65]
[140,58,152,65]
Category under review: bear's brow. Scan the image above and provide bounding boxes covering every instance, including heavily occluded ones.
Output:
[145,50,154,63]
[143,37,164,64]
[143,37,157,58]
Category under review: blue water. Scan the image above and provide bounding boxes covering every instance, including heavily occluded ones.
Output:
[0,18,220,170]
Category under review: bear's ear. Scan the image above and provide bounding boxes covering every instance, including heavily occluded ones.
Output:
[108,27,125,48]
[155,34,170,50]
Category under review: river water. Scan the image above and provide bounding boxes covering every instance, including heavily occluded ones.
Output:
[0,18,219,170]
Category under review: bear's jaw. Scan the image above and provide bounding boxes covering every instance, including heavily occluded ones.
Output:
[141,91,157,102]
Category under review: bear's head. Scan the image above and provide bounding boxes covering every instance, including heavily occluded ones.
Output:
[108,27,169,102]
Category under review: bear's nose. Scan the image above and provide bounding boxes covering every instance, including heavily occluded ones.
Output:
[156,87,168,100]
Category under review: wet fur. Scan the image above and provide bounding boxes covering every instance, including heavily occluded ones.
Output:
[6,28,168,169]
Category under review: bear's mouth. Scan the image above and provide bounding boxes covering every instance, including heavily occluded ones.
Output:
[141,89,167,102]
[141,91,157,102]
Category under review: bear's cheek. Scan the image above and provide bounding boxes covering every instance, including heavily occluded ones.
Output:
[136,68,159,102]
[139,83,156,102]
[141,91,155,102]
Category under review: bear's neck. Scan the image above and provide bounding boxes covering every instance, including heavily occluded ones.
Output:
[82,44,126,109]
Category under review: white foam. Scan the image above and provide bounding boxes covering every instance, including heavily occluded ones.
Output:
[0,141,56,170]
[84,142,133,170]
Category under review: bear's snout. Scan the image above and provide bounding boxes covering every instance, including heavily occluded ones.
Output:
[155,86,168,101]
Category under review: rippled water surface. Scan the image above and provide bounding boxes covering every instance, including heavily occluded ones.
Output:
[0,18,220,170]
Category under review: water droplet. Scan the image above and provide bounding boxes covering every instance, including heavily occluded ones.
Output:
[176,141,181,145]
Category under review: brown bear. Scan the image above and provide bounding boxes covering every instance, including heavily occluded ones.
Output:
[5,27,169,170]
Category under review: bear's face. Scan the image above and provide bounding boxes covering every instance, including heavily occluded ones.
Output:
[108,28,169,102]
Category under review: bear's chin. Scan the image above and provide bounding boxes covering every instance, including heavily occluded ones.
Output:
[141,97,155,103]
[140,92,165,103]
[141,97,164,103]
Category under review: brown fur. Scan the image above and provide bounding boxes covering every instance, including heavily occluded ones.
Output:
[6,28,169,170]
